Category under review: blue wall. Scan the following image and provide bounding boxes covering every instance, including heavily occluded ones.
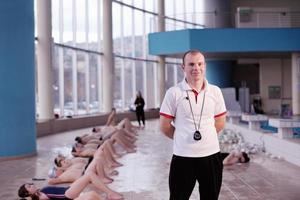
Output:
[0,0,36,157]
[206,60,233,88]
[149,28,300,55]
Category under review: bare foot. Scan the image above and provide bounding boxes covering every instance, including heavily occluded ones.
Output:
[107,192,123,200]
[101,177,113,184]
[127,149,137,153]
[111,162,123,168]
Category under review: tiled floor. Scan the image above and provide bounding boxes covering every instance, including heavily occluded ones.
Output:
[1,119,300,200]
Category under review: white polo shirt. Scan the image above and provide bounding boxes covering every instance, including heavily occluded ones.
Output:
[160,79,227,157]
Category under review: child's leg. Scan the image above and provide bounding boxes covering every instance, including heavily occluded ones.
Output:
[105,139,121,158]
[66,171,123,200]
[85,158,113,184]
[103,146,123,167]
[112,136,136,153]
[74,191,102,200]
[87,171,123,199]
[64,173,92,199]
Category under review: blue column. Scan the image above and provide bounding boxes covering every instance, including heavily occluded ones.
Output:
[0,0,36,158]
[206,60,233,88]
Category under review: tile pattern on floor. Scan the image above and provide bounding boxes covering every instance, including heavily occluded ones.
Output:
[1,119,300,200]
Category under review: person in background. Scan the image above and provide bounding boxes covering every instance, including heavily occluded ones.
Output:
[134,91,145,127]
[221,151,250,166]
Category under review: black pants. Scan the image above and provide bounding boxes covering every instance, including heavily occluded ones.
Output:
[169,152,223,200]
[136,109,145,125]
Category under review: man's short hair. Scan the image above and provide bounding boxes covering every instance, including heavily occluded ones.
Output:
[182,49,202,65]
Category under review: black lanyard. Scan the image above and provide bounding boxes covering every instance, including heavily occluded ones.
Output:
[186,90,206,140]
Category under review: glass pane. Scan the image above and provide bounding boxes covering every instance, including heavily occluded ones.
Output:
[165,18,174,31]
[76,0,86,43]
[146,62,155,108]
[114,57,122,110]
[88,0,98,50]
[166,64,174,89]
[134,12,143,58]
[122,0,132,6]
[113,2,122,56]
[52,0,59,42]
[195,0,205,25]
[145,13,155,34]
[185,0,194,14]
[63,0,73,43]
[124,59,133,110]
[175,0,184,20]
[165,0,173,16]
[176,21,186,30]
[77,51,87,115]
[134,10,143,36]
[97,56,103,111]
[177,63,184,83]
[64,48,73,116]
[145,0,154,13]
[123,6,133,37]
[135,60,144,93]
[133,0,143,9]
[112,2,121,39]
[89,54,99,113]
[53,46,60,114]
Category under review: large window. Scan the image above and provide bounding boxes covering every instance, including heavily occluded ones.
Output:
[35,0,300,118]
[36,0,204,117]
[165,0,204,30]
[113,0,159,110]
[51,0,103,117]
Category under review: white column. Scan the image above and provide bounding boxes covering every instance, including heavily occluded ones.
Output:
[158,0,166,104]
[131,0,136,104]
[85,0,90,113]
[292,53,300,115]
[142,0,147,107]
[36,0,54,120]
[58,0,64,117]
[97,0,102,112]
[103,0,114,112]
[72,0,78,115]
[120,3,125,110]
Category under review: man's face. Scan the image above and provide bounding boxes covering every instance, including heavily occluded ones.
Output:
[182,52,206,82]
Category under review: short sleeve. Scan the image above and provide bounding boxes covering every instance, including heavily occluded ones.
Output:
[160,89,176,119]
[214,87,227,118]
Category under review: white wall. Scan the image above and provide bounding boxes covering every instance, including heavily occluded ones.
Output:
[259,59,291,114]
[231,0,300,28]
[235,7,291,28]
[231,0,300,11]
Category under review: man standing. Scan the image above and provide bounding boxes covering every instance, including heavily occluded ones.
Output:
[160,50,226,200]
